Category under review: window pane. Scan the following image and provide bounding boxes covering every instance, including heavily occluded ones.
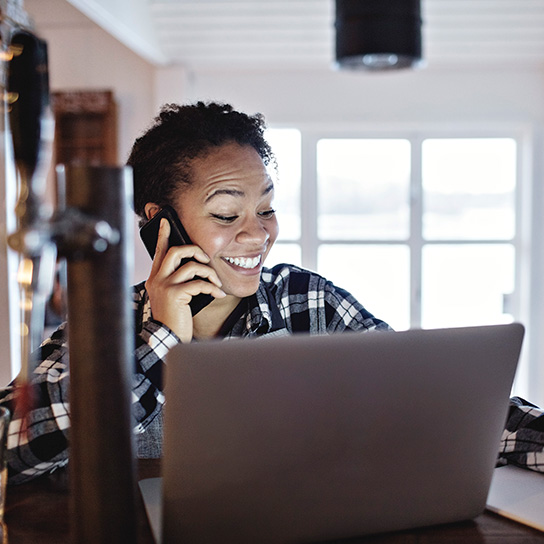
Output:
[422,244,515,329]
[265,128,301,241]
[318,244,410,330]
[266,243,302,268]
[317,139,410,240]
[422,139,516,240]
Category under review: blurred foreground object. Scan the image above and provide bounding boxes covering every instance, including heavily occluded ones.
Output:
[6,30,56,429]
[6,28,137,544]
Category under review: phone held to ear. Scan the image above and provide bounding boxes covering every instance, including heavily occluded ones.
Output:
[139,205,213,316]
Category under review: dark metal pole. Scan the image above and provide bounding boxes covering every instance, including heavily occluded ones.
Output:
[64,165,137,544]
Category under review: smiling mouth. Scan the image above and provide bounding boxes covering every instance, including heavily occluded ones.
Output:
[224,255,262,269]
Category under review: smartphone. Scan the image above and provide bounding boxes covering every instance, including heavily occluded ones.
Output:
[139,205,213,316]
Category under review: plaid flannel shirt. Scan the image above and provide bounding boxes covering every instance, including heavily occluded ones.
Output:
[0,263,542,483]
[498,396,544,472]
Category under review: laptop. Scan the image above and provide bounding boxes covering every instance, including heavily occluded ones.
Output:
[487,464,544,531]
[139,323,524,543]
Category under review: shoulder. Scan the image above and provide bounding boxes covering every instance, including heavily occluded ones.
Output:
[261,263,333,306]
[261,263,325,291]
[261,263,391,332]
[261,262,352,299]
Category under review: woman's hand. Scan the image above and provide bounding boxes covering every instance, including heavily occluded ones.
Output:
[145,218,226,343]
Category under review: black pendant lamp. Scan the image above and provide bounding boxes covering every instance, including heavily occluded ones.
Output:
[335,0,423,71]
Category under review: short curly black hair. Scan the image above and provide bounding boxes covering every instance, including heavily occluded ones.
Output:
[127,101,275,223]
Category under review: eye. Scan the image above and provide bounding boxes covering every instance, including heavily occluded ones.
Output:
[258,209,276,219]
[211,213,238,223]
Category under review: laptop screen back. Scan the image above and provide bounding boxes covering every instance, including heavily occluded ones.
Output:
[160,324,524,543]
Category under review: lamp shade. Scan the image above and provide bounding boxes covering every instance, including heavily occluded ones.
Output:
[335,0,423,71]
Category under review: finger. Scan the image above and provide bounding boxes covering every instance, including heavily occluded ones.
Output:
[180,279,227,300]
[149,218,171,276]
[159,244,210,276]
[171,259,223,289]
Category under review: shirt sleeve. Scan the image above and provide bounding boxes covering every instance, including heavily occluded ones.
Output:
[498,396,544,473]
[0,326,70,485]
[132,318,180,433]
[131,281,181,432]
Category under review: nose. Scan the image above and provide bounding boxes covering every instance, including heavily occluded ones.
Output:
[236,215,270,246]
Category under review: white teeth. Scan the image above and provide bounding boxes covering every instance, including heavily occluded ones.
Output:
[225,255,261,269]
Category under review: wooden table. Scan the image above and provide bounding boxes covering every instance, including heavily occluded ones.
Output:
[4,459,544,543]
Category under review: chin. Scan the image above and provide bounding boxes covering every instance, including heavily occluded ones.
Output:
[225,280,261,299]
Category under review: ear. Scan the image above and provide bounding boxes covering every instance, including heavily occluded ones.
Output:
[144,203,161,220]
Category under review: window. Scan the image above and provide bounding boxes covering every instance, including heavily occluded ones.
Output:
[265,126,533,403]
[317,139,410,241]
[316,138,411,330]
[420,138,517,329]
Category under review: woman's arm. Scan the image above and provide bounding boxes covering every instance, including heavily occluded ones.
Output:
[0,326,70,484]
[132,318,180,433]
[499,396,544,472]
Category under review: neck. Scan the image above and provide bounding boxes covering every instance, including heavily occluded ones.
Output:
[192,295,242,340]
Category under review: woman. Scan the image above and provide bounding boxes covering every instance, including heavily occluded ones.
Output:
[1,101,391,483]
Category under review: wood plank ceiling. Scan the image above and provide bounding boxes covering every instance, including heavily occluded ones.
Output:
[146,0,544,71]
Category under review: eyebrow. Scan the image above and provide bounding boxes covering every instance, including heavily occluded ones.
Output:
[205,182,274,203]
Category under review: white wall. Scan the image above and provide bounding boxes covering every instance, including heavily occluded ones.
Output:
[186,67,544,125]
[18,1,544,406]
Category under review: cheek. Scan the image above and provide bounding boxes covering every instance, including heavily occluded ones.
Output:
[268,218,279,247]
[194,227,232,259]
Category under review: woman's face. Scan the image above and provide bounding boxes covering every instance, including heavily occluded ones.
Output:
[173,142,279,299]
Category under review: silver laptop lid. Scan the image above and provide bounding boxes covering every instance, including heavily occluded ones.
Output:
[161,323,524,543]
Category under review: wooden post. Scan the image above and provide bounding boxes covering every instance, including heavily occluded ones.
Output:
[64,165,137,544]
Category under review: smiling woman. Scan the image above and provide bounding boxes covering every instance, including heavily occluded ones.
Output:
[0,101,391,483]
[172,144,278,298]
